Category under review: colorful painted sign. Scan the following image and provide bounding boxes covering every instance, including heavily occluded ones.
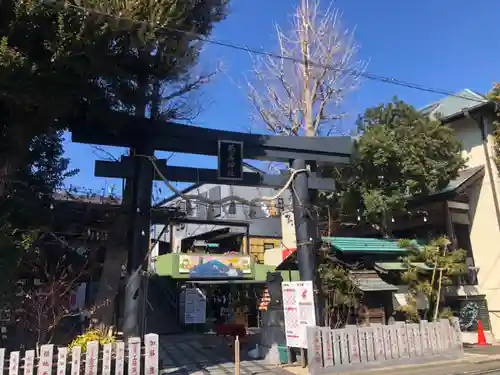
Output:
[179,254,252,277]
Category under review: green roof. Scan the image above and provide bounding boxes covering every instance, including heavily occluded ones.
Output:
[420,89,489,121]
[323,237,409,253]
[432,165,484,196]
[349,271,398,291]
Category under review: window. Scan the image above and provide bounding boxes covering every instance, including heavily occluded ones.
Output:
[453,223,477,285]
[277,198,284,209]
[209,187,222,217]
[186,201,194,216]
[197,193,208,218]
[264,243,275,250]
[177,200,186,212]
[228,201,237,215]
[269,200,281,217]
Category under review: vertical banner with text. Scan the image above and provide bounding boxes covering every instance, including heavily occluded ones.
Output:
[282,281,316,348]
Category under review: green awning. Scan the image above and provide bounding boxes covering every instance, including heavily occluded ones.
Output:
[374,262,433,273]
[349,271,398,292]
[323,237,411,254]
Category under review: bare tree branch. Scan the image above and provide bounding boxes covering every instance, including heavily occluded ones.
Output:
[91,146,122,162]
[19,256,89,345]
[247,0,367,137]
[159,66,220,123]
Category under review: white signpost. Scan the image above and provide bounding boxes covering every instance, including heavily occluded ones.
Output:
[282,281,316,348]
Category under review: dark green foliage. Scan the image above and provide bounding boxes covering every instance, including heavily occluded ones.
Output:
[316,246,359,327]
[398,236,466,322]
[0,129,76,300]
[0,0,229,224]
[0,0,229,317]
[0,0,229,178]
[329,98,466,235]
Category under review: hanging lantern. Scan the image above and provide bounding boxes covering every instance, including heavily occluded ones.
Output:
[259,287,270,311]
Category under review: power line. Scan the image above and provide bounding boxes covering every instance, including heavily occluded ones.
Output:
[44,1,489,104]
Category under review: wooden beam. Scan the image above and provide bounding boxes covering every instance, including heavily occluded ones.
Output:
[70,110,353,163]
[447,201,469,211]
[95,159,337,191]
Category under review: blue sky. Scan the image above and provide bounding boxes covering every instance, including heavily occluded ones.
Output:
[63,0,500,198]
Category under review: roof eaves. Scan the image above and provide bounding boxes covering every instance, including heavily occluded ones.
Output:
[463,88,488,101]
[419,88,493,124]
[408,165,485,206]
[440,101,494,124]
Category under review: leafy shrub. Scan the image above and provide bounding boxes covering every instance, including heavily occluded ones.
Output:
[69,329,115,353]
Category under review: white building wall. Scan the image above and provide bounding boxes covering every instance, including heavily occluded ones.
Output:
[451,116,500,339]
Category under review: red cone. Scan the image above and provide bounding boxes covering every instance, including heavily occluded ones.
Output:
[477,320,488,345]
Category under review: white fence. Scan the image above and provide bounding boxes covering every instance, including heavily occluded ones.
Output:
[0,333,159,375]
[306,318,463,374]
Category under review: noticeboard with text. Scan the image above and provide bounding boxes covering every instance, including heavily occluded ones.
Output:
[218,140,243,181]
[282,281,316,348]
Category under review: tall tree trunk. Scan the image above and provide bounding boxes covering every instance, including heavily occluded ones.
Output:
[91,49,152,331]
[91,211,129,329]
[433,247,446,321]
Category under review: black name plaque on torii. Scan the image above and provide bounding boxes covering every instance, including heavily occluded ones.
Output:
[218,140,243,181]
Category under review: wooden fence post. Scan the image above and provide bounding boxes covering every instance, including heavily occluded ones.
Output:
[0,333,160,375]
[234,336,240,375]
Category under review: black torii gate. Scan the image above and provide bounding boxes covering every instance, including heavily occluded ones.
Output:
[71,111,352,337]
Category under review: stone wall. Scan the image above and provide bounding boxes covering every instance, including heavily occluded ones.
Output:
[307,318,463,374]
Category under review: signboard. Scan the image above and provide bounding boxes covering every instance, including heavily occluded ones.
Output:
[183,288,207,324]
[218,140,243,181]
[282,281,316,348]
[69,283,87,311]
[179,254,252,278]
[37,345,54,375]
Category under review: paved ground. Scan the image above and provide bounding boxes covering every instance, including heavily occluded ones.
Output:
[159,334,293,375]
[344,361,500,375]
[158,334,500,375]
[464,344,500,356]
[282,344,500,375]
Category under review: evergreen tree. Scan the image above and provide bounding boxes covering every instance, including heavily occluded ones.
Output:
[0,0,229,331]
[325,98,466,236]
[0,130,76,300]
[398,236,466,322]
[0,0,229,191]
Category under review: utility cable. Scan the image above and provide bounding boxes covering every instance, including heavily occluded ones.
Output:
[40,1,489,104]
